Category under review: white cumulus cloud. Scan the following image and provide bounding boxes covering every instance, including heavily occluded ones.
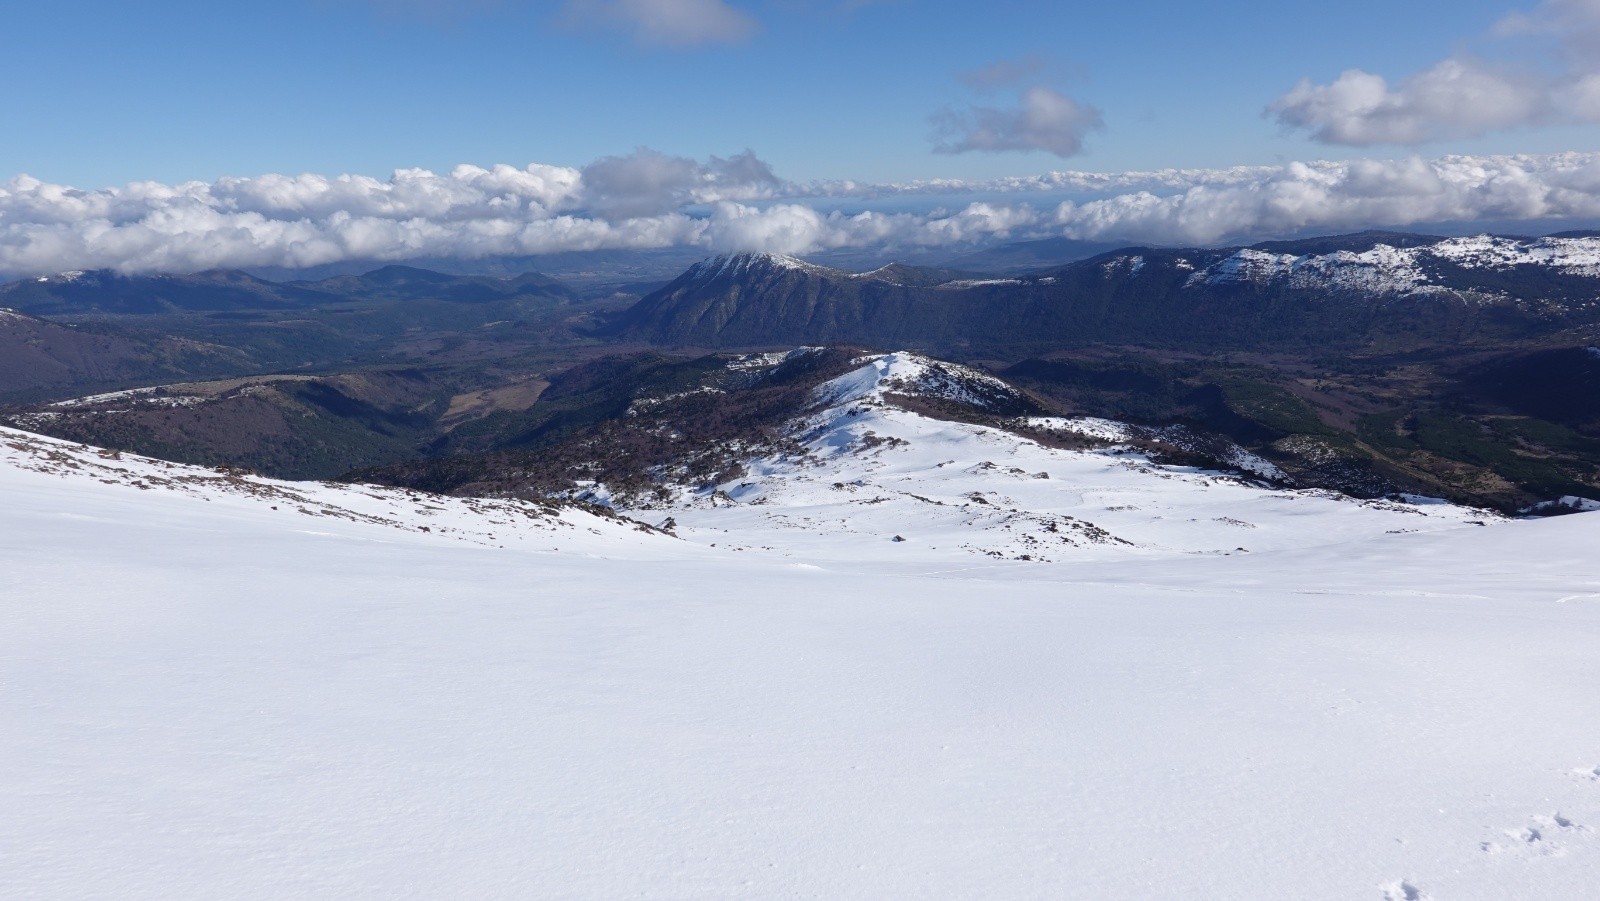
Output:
[1052,153,1600,245]
[1269,60,1548,145]
[581,148,780,219]
[932,86,1104,158]
[1270,0,1600,145]
[4,152,1600,277]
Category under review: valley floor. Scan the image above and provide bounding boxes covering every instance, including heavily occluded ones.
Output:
[4,426,1600,899]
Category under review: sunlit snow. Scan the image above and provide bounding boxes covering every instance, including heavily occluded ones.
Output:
[1189,234,1600,296]
[4,388,1600,899]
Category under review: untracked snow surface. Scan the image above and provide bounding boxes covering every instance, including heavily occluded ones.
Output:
[5,416,1600,899]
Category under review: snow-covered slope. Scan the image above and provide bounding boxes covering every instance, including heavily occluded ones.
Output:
[1187,234,1600,296]
[1188,244,1437,294]
[633,353,1495,565]
[5,416,1600,899]
[0,427,669,554]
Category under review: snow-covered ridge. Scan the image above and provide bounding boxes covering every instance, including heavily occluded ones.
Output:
[1025,416,1286,481]
[844,263,913,285]
[11,391,209,428]
[1,387,220,428]
[812,352,1021,411]
[22,376,333,421]
[598,352,1500,565]
[691,254,950,289]
[1097,255,1147,277]
[1024,415,1134,443]
[726,346,824,371]
[849,264,899,278]
[0,426,665,550]
[625,386,723,415]
[842,264,948,288]
[1526,495,1600,514]
[1187,245,1435,295]
[48,386,192,408]
[688,255,1020,290]
[690,252,839,280]
[1429,234,1600,273]
[942,277,1024,288]
[1187,234,1600,295]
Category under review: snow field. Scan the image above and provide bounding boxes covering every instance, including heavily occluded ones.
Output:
[3,383,1600,898]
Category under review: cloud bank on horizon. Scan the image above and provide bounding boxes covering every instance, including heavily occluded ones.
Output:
[3,150,1600,276]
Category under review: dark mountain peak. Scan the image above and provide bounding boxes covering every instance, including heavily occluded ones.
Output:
[1,268,111,290]
[295,265,574,303]
[687,252,838,281]
[504,270,566,291]
[678,254,974,289]
[356,264,460,285]
[0,266,319,315]
[177,269,291,290]
[0,260,575,315]
[610,226,1600,352]
[296,265,462,293]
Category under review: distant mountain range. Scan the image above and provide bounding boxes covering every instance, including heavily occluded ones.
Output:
[607,231,1600,353]
[0,306,250,401]
[939,236,1130,274]
[0,263,599,404]
[0,264,575,316]
[343,342,1600,513]
[5,234,1600,510]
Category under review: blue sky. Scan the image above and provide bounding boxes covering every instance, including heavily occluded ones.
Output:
[6,0,1594,186]
[3,0,1600,274]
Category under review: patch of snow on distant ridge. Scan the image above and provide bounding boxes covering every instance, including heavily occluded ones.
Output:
[1187,234,1600,295]
[727,347,824,371]
[51,387,167,408]
[1188,246,1431,295]
[1526,495,1600,514]
[1025,416,1135,443]
[1026,417,1285,480]
[844,265,909,286]
[1428,235,1600,276]
[1210,443,1286,481]
[944,278,1024,288]
[44,386,211,412]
